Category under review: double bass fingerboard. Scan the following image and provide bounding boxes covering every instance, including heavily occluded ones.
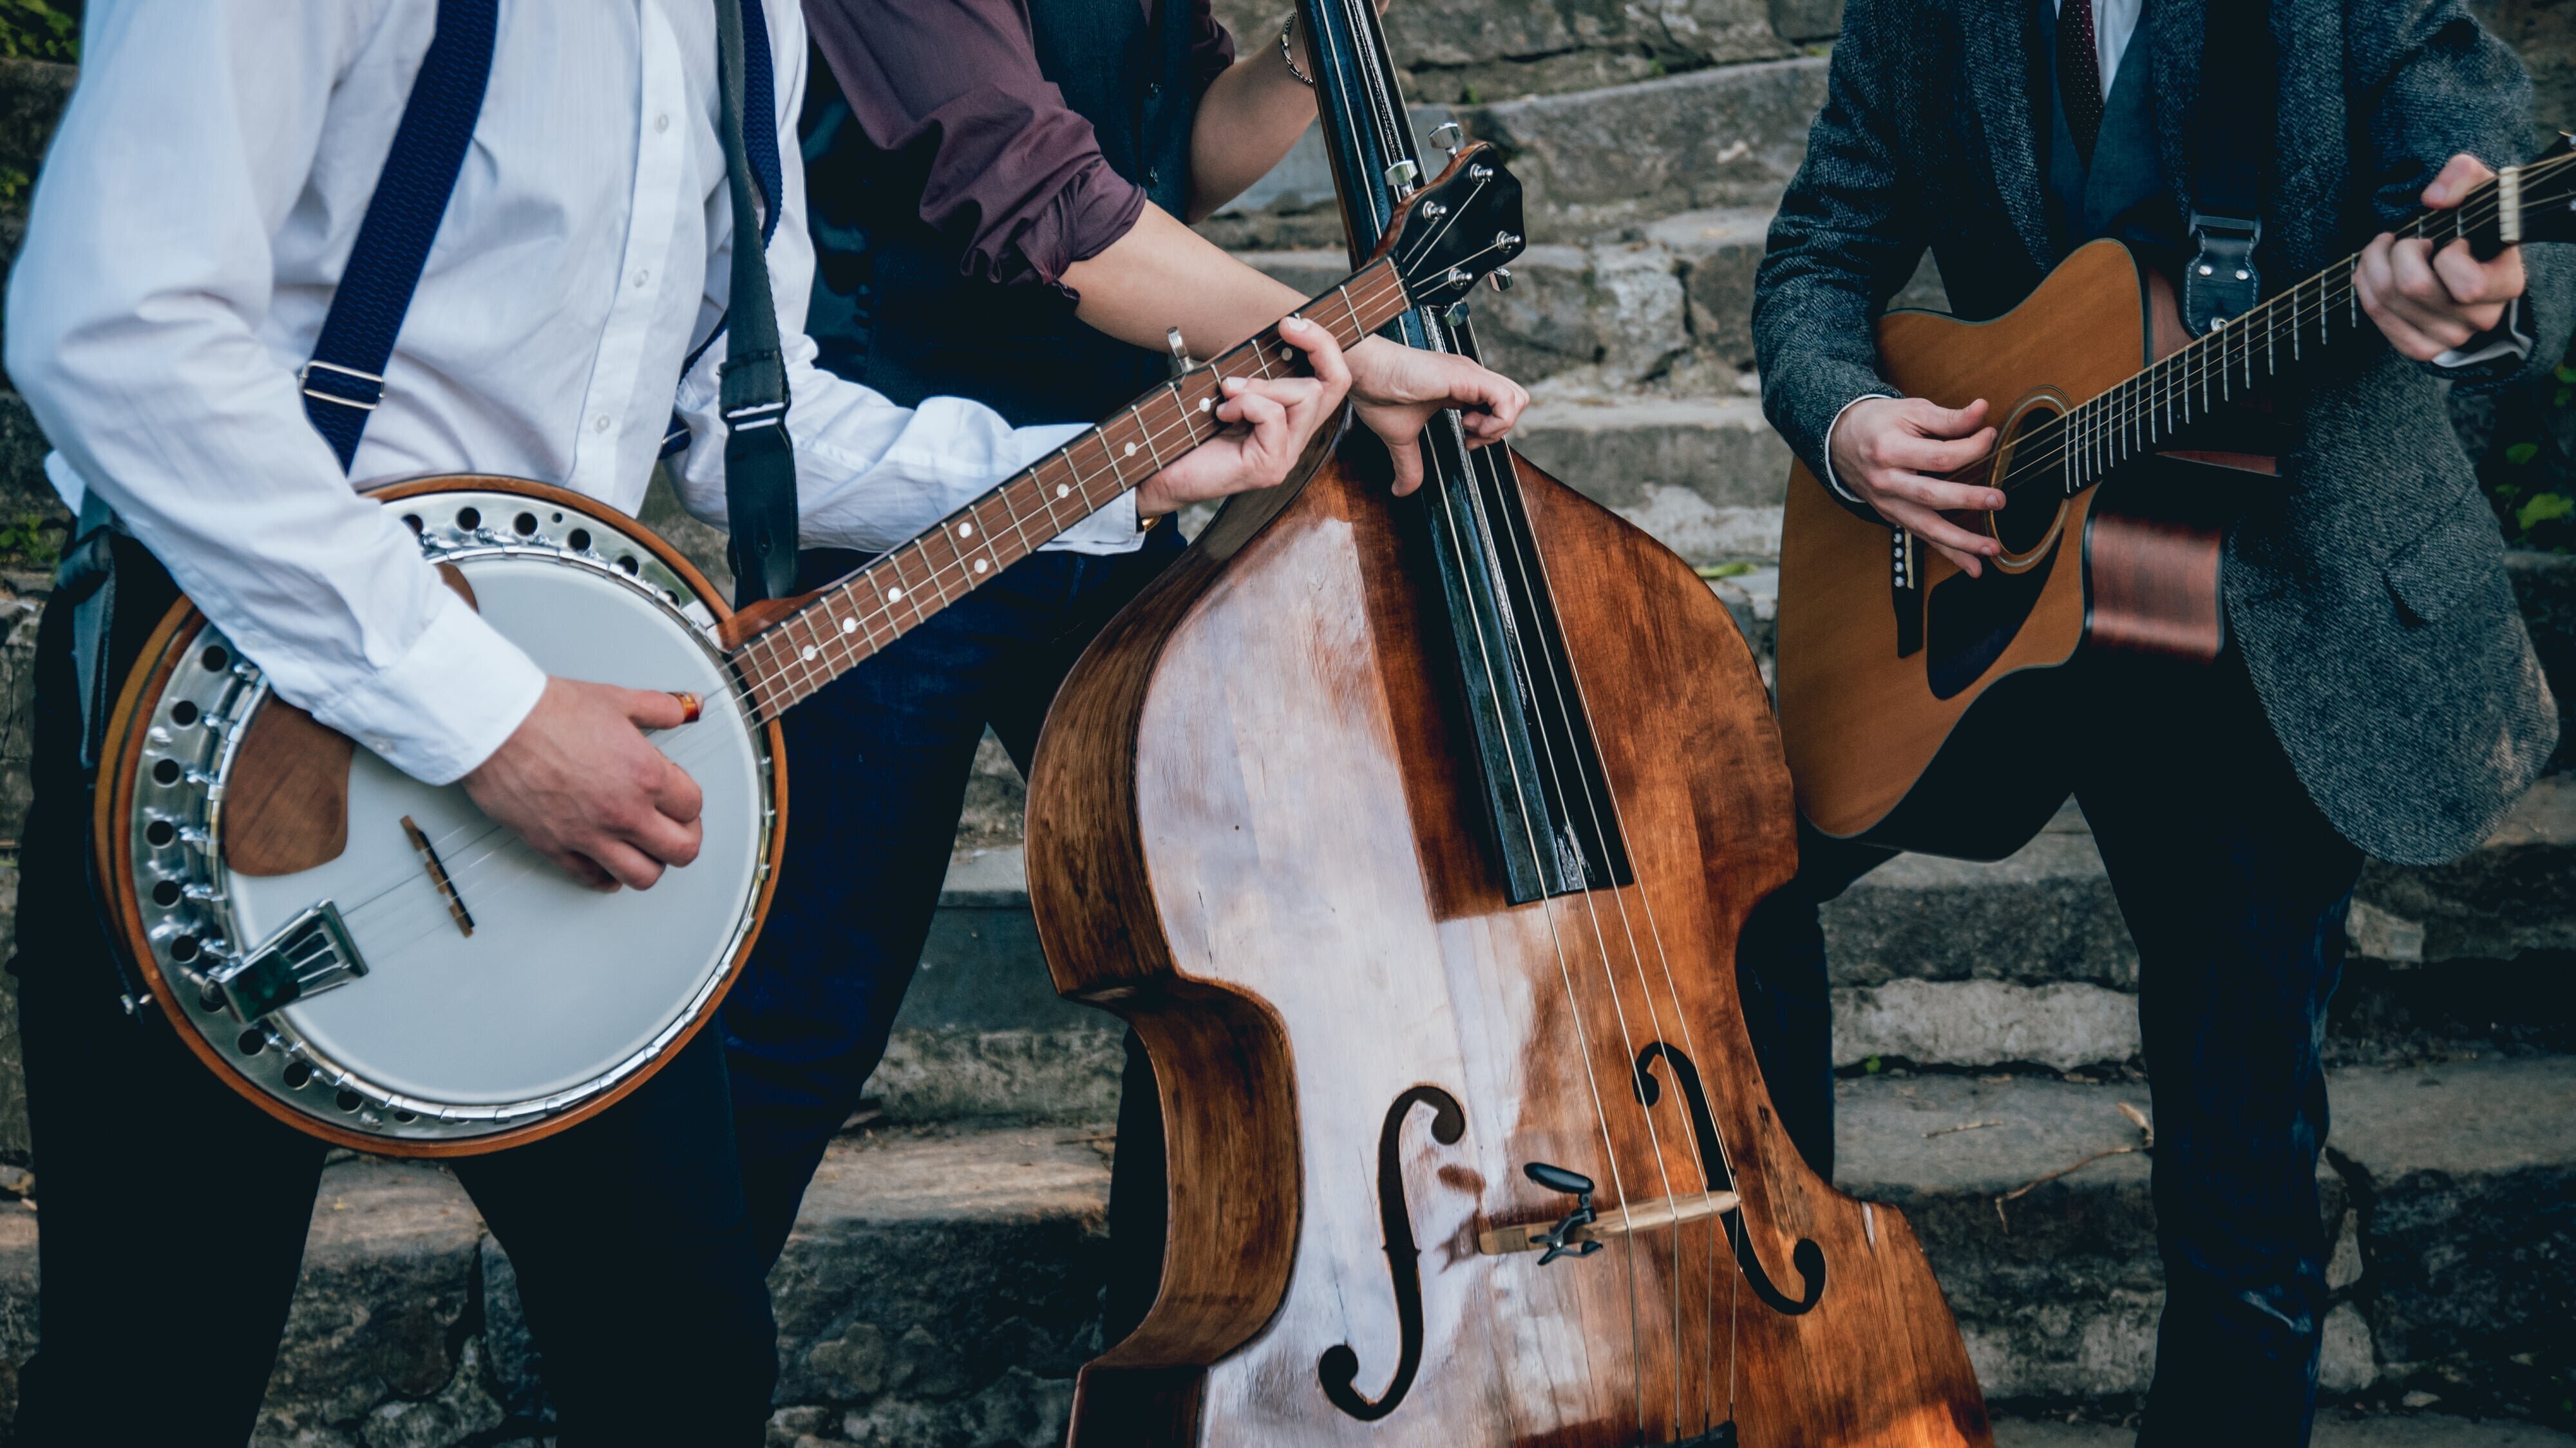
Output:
[728,257,1408,723]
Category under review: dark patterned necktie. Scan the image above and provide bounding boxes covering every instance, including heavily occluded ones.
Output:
[2059,0,2107,162]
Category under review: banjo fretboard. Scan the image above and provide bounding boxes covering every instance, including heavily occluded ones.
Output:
[726,256,1410,723]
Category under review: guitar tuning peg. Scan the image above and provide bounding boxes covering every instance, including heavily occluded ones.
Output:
[1488,267,1514,293]
[1430,122,1462,156]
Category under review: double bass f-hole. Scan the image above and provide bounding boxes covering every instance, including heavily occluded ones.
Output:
[1633,1042,1826,1315]
[1320,1085,1466,1422]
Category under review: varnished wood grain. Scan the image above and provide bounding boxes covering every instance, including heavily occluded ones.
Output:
[1776,240,2152,841]
[1029,439,1989,1445]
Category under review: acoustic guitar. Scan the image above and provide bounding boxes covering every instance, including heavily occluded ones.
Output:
[90,151,1521,1155]
[1776,139,2575,859]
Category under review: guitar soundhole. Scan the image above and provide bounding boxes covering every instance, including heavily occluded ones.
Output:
[1991,402,2068,558]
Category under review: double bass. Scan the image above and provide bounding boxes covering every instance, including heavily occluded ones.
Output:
[1025,2,1992,1440]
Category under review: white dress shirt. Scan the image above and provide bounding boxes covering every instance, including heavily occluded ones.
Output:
[1819,0,2523,499]
[6,0,1140,786]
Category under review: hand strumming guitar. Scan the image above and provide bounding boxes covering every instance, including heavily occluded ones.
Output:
[463,678,706,892]
[2356,153,2528,361]
[1826,396,2005,577]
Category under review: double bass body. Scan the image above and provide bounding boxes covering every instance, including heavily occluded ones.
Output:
[1027,434,1992,1443]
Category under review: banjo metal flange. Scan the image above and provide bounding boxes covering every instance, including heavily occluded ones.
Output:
[113,482,782,1153]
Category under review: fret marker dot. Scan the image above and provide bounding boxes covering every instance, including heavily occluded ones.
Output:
[974,559,989,574]
[886,586,904,601]
[1124,442,1138,456]
[1199,397,1212,412]
[800,646,818,662]
[957,522,974,538]
[1057,483,1072,498]
[840,617,857,634]
[1280,346,1294,361]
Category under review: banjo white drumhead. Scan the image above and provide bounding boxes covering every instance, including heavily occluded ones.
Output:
[223,556,765,1105]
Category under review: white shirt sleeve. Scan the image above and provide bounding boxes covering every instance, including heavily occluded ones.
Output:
[4,0,547,787]
[1817,391,1899,503]
[668,8,1143,559]
[2430,297,2533,371]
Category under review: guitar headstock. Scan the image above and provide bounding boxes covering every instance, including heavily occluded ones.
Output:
[1378,143,1528,310]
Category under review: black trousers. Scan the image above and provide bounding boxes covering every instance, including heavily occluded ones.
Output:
[9,542,777,1446]
[1736,649,2362,1439]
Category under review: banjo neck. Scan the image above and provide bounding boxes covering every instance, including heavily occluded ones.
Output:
[716,257,1411,724]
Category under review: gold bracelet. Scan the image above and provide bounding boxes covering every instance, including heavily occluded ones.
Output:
[1278,13,1315,87]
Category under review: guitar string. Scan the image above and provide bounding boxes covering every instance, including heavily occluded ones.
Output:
[1987,157,2569,489]
[1967,160,2575,498]
[1968,164,2555,494]
[1317,8,1658,1434]
[234,270,1422,983]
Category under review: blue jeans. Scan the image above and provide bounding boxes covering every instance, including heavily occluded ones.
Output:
[1736,650,2359,1439]
[723,526,1182,1268]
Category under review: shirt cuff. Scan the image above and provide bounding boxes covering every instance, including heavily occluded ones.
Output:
[2431,297,2533,370]
[303,588,549,786]
[1819,392,1900,503]
[1046,487,1147,555]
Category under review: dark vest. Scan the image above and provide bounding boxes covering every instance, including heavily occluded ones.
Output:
[799,2,1199,428]
[2040,0,2181,265]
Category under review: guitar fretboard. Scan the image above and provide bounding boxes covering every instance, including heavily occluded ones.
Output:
[2013,151,2576,499]
[728,255,1408,722]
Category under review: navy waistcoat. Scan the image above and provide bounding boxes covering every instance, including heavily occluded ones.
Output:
[2041,0,2182,264]
[799,1,1200,427]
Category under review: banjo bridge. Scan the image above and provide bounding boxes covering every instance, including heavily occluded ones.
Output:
[213,901,368,1022]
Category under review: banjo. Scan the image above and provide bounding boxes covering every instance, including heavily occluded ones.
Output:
[93,147,1525,1155]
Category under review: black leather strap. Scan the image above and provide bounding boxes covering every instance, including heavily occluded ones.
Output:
[715,0,801,605]
[2183,0,2275,334]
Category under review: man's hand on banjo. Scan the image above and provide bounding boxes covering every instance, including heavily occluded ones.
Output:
[463,677,706,892]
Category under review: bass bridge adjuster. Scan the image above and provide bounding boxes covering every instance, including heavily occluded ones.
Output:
[1522,1161,1602,1265]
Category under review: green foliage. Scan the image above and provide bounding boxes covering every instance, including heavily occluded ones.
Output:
[2483,336,2576,554]
[0,509,64,569]
[0,1,75,63]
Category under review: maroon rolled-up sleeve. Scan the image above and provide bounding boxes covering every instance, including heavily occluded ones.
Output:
[803,0,1235,290]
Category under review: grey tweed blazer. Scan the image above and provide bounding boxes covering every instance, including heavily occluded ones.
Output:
[1752,0,2570,867]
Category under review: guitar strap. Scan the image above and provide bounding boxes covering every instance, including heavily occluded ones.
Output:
[2182,0,2274,335]
[710,0,802,605]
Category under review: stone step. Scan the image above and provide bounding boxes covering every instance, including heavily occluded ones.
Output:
[1846,1056,2576,1413]
[3,1060,2558,1440]
[885,769,2576,1116]
[1997,1419,2576,1448]
[1235,209,1948,394]
[0,1127,1117,1445]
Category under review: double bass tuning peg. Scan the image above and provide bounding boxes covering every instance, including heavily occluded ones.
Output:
[1430,121,1462,158]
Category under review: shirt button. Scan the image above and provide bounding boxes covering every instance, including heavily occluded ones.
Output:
[594,415,612,433]
[654,112,671,133]
[368,735,393,754]
[632,268,650,288]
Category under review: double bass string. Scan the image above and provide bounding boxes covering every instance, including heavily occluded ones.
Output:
[1320,0,1665,1433]
[1341,24,1735,1437]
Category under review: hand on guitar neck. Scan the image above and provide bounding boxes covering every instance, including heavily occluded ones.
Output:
[2357,152,2530,361]
[1132,314,1356,514]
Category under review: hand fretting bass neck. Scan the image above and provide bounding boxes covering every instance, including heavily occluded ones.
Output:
[93,151,1521,1156]
[1776,138,2576,861]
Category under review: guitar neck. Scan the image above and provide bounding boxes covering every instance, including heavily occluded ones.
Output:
[724,256,1408,722]
[2055,150,2574,494]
